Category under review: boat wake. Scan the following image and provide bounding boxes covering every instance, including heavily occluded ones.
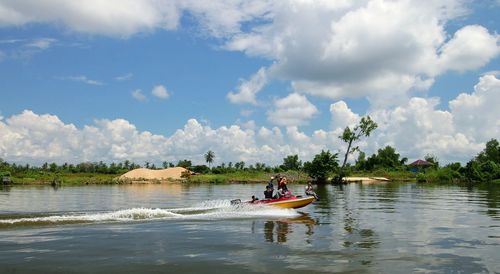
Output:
[0,200,300,228]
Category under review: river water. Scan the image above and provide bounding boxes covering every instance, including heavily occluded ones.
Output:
[0,182,498,273]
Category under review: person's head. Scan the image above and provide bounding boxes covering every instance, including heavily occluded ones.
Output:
[308,182,312,186]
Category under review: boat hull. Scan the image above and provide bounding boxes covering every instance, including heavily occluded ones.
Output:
[250,196,315,209]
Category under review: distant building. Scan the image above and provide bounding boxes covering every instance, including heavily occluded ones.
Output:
[408,159,433,172]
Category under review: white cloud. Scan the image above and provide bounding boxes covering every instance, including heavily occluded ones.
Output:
[227,67,268,105]
[364,75,500,162]
[330,101,360,130]
[114,73,133,81]
[25,38,56,49]
[131,89,146,101]
[482,70,500,77]
[449,74,500,142]
[0,0,270,38]
[0,39,24,44]
[151,85,170,99]
[2,1,498,107]
[60,75,103,86]
[267,93,318,126]
[0,109,331,166]
[1,76,498,166]
[224,1,499,106]
[438,25,500,73]
[0,0,181,37]
[369,97,467,162]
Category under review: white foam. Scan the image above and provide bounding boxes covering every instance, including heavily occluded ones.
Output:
[0,199,300,225]
[0,208,182,224]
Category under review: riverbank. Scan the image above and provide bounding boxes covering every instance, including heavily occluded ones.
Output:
[7,173,118,185]
[5,169,497,186]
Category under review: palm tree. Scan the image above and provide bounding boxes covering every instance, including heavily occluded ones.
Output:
[205,150,215,168]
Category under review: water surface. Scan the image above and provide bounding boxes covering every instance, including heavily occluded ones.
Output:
[0,183,498,273]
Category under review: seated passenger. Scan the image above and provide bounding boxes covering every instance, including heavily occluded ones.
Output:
[267,176,275,191]
[305,182,319,200]
[278,177,290,195]
[264,186,274,199]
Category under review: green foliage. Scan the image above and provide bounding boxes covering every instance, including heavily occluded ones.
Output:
[304,150,338,183]
[281,154,302,171]
[476,139,500,164]
[356,146,405,171]
[0,170,11,177]
[176,159,192,169]
[339,116,378,169]
[418,167,463,183]
[191,165,210,174]
[424,154,440,168]
[462,139,500,183]
[355,146,406,171]
[204,150,215,168]
[234,161,245,170]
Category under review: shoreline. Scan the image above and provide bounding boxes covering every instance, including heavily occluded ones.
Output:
[3,170,498,186]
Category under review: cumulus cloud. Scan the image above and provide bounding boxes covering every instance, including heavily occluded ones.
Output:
[227,67,268,105]
[131,89,146,101]
[1,76,498,166]
[0,0,181,37]
[1,1,498,107]
[225,1,499,106]
[151,85,170,99]
[0,109,333,166]
[0,0,271,38]
[330,101,360,130]
[369,97,466,162]
[438,25,500,73]
[267,93,318,126]
[449,74,500,142]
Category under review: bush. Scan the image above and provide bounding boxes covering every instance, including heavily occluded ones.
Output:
[418,167,463,183]
[191,165,210,174]
[0,171,11,177]
[303,150,338,183]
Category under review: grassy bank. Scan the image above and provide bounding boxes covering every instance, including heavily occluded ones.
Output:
[186,170,309,184]
[7,168,497,186]
[3,169,419,186]
[8,172,118,185]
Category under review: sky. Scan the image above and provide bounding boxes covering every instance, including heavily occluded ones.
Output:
[0,0,499,166]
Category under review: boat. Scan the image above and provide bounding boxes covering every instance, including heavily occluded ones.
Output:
[232,195,315,209]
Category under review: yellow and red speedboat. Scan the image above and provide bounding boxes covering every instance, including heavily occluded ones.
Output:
[235,195,315,209]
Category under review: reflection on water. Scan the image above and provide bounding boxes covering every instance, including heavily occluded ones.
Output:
[0,185,11,192]
[262,214,316,244]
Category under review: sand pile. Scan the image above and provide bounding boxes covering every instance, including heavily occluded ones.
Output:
[119,167,191,181]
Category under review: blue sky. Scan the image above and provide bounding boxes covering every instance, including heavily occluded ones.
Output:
[0,1,499,166]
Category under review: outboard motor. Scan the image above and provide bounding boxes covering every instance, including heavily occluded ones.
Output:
[230,199,241,205]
